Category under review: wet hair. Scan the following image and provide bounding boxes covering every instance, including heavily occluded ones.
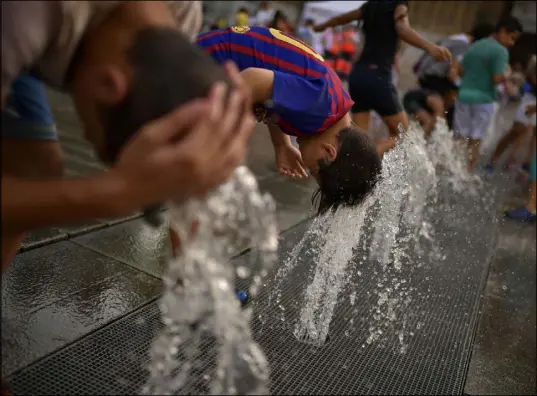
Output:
[312,126,382,215]
[100,27,232,163]
[468,22,494,42]
[495,16,523,34]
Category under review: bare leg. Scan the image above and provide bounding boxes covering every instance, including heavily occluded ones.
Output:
[468,138,481,171]
[489,122,528,166]
[352,111,371,132]
[412,109,435,137]
[425,94,446,120]
[523,129,536,166]
[375,111,409,156]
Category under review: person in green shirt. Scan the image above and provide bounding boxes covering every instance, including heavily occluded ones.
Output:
[453,16,522,171]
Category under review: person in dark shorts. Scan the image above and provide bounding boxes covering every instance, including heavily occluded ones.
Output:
[314,0,451,155]
[402,88,445,137]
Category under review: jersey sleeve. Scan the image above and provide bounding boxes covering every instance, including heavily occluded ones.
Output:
[271,70,332,135]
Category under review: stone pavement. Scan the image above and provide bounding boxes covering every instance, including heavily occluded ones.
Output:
[1,89,535,395]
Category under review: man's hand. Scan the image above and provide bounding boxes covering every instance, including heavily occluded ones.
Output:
[275,143,308,179]
[427,44,451,62]
[525,104,537,116]
[313,24,326,33]
[113,61,255,212]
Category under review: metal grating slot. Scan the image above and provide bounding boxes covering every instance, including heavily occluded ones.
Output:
[7,187,500,395]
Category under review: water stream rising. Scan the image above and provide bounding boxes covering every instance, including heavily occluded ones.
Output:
[142,166,278,395]
[273,118,482,351]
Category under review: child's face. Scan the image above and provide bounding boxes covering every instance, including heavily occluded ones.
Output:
[296,134,338,179]
[497,29,520,48]
[295,114,353,177]
[297,135,338,177]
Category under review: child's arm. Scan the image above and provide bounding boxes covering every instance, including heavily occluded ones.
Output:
[268,122,293,148]
[239,68,307,178]
[394,4,451,62]
[268,123,308,178]
[240,67,274,104]
[240,67,293,148]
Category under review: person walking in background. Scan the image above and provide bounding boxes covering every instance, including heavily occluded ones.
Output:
[453,16,523,171]
[486,56,536,175]
[313,1,451,156]
[333,25,359,83]
[234,7,249,27]
[505,150,536,222]
[297,19,323,55]
[270,10,293,34]
[253,1,275,27]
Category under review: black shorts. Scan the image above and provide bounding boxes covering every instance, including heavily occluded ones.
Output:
[348,62,402,117]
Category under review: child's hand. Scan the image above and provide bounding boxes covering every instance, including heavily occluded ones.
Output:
[275,144,308,179]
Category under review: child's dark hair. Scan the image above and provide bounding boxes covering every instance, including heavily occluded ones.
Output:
[312,126,382,215]
[495,16,523,34]
[100,27,232,163]
[238,7,249,15]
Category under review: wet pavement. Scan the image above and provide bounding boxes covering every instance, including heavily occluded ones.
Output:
[2,90,536,395]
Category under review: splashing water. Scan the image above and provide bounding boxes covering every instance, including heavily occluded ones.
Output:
[142,166,278,395]
[427,117,482,195]
[274,118,483,353]
[294,199,375,345]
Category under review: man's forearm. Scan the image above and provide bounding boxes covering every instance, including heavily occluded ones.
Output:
[396,22,433,52]
[1,172,133,233]
[319,8,362,30]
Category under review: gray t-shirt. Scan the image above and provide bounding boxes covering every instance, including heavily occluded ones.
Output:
[1,1,202,95]
[416,34,471,79]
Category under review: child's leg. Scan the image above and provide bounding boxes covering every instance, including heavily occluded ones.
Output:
[523,127,536,167]
[468,103,496,170]
[504,128,529,167]
[489,122,529,166]
[412,109,435,137]
[505,152,537,221]
[498,93,537,166]
[468,139,482,171]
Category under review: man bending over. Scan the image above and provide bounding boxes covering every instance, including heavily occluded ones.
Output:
[1,1,254,271]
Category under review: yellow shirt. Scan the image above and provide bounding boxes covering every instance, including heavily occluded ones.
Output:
[235,11,249,27]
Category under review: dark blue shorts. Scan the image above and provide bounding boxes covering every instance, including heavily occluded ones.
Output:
[2,74,57,140]
[348,62,403,117]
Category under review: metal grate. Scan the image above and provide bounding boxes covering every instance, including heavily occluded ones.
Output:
[8,188,500,395]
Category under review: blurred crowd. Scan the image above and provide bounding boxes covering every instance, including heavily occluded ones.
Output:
[204,1,535,221]
[206,1,364,82]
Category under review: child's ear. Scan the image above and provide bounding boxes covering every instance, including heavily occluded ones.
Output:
[322,142,337,161]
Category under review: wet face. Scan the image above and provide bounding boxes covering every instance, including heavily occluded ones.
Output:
[497,28,520,48]
[69,21,135,162]
[296,115,352,178]
[68,1,178,163]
